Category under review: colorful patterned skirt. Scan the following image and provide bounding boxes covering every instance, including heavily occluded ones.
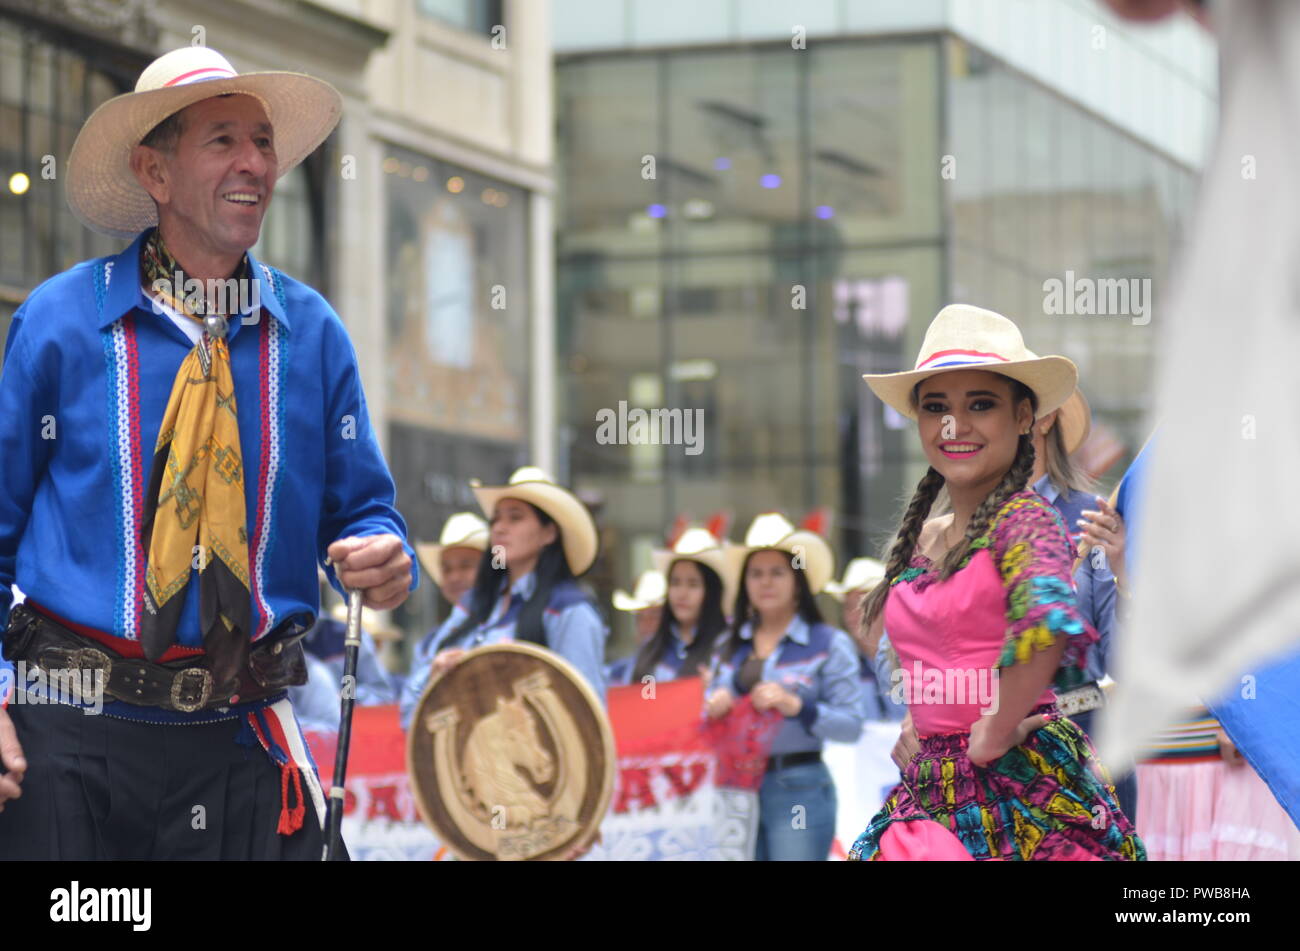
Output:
[847,707,1145,861]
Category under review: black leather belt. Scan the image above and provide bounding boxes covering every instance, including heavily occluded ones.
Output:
[766,750,822,773]
[2,602,308,712]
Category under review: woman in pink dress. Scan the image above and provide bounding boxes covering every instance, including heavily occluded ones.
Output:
[847,304,1144,861]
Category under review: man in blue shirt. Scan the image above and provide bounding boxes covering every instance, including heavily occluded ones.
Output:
[0,47,415,860]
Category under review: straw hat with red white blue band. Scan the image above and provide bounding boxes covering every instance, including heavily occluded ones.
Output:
[66,47,342,239]
[863,305,1078,422]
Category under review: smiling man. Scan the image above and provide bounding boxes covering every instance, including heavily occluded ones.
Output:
[0,48,416,860]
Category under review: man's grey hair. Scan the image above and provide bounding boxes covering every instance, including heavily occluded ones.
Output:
[139,110,187,154]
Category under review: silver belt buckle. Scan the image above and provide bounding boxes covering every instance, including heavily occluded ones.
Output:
[69,647,113,701]
[170,667,214,713]
[1058,683,1103,717]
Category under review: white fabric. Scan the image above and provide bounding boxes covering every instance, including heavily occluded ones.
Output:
[270,697,328,828]
[1099,0,1300,767]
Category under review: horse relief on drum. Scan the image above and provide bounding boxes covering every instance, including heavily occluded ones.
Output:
[406,643,615,860]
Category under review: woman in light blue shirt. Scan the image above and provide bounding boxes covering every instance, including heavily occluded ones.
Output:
[400,468,606,730]
[619,528,735,688]
[705,514,864,861]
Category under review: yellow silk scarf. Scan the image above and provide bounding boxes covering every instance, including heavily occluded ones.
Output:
[139,229,251,684]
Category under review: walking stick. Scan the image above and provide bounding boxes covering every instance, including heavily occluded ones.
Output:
[324,587,363,861]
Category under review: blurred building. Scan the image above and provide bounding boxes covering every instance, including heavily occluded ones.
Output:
[0,0,555,653]
[552,0,1216,652]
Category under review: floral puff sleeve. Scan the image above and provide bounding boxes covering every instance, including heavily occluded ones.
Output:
[989,492,1099,690]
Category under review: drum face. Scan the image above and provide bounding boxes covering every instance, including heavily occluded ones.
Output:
[406,643,615,861]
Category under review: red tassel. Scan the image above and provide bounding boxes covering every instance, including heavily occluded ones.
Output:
[276,762,306,835]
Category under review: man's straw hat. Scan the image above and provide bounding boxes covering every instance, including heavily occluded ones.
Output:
[66,47,342,238]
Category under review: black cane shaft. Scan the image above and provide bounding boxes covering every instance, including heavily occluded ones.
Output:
[325,589,364,861]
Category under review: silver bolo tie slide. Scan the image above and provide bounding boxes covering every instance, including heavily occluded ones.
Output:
[204,313,229,338]
[196,314,228,377]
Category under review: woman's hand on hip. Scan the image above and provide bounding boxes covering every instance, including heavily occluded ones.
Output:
[892,711,919,771]
[967,712,1049,767]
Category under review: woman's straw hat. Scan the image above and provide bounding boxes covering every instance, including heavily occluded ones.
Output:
[651,527,742,613]
[415,512,490,590]
[726,513,836,596]
[1056,388,1092,455]
[863,305,1078,421]
[611,570,667,612]
[471,466,599,576]
[66,46,342,238]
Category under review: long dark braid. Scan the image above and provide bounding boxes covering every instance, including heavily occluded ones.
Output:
[936,430,1035,579]
[858,464,945,640]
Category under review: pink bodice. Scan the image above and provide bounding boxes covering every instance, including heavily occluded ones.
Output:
[884,549,1057,736]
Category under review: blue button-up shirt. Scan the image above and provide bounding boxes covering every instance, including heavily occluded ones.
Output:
[0,231,415,710]
[400,570,607,729]
[873,632,905,718]
[707,615,864,755]
[1033,475,1113,683]
[606,622,725,688]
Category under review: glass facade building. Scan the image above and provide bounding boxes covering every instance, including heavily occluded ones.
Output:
[556,30,1202,654]
[382,144,533,603]
[0,16,129,329]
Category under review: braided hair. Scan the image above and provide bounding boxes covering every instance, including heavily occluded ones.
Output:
[858,376,1038,643]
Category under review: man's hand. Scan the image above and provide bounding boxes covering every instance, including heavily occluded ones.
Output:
[0,707,27,813]
[327,534,413,611]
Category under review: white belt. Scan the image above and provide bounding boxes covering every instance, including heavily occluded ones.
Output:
[1056,682,1105,717]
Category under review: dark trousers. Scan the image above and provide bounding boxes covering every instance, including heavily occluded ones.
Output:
[0,698,332,860]
[1071,707,1140,826]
